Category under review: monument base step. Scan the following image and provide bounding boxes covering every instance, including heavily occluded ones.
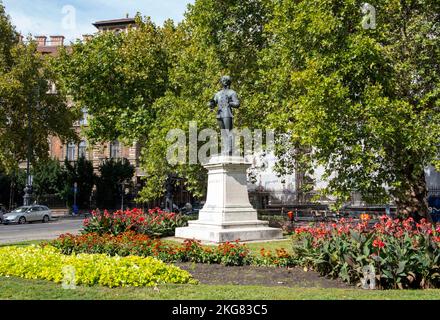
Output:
[187,219,270,229]
[175,224,284,243]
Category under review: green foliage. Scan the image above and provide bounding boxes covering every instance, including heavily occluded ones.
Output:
[31,158,64,199]
[60,156,95,209]
[292,217,440,289]
[0,168,26,208]
[260,0,440,217]
[82,208,187,237]
[53,16,169,143]
[51,233,253,267]
[0,245,197,287]
[139,0,273,201]
[3,276,440,300]
[0,3,79,172]
[95,158,134,209]
[55,1,272,202]
[0,169,10,206]
[54,0,440,216]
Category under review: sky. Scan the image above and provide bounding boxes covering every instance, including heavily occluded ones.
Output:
[2,0,194,43]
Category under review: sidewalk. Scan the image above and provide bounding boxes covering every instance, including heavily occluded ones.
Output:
[50,209,89,220]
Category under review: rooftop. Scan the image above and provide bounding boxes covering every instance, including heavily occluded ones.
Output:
[92,18,137,29]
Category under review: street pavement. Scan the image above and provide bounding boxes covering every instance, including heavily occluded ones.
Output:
[0,218,84,244]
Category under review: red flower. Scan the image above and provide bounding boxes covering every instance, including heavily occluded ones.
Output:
[372,238,385,248]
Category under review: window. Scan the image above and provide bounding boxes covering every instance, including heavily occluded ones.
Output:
[79,107,88,126]
[67,142,76,161]
[110,140,120,159]
[78,140,87,158]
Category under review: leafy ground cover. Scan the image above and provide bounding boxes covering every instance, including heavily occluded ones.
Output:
[0,245,196,287]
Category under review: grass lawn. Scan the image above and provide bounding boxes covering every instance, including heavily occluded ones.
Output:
[163,237,294,255]
[0,240,44,248]
[1,276,439,300]
[245,238,293,254]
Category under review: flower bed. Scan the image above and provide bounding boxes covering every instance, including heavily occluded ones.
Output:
[292,217,440,289]
[82,208,187,237]
[51,216,440,289]
[50,231,297,267]
[50,232,258,266]
[0,245,196,288]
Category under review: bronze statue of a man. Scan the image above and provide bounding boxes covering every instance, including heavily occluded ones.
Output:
[208,76,240,155]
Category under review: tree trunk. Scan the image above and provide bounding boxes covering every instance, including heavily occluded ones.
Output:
[394,171,431,222]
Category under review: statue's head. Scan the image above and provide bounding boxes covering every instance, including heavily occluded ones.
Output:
[220,75,232,88]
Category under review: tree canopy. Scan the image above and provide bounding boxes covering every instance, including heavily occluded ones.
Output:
[54,0,440,219]
[54,17,169,143]
[0,2,79,172]
[60,156,95,209]
[261,0,440,218]
[96,158,135,209]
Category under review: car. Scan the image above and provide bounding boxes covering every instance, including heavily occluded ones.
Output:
[3,205,52,225]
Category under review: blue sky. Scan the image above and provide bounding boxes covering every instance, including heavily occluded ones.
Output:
[2,0,194,43]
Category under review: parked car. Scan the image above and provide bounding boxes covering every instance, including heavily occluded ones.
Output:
[3,205,52,225]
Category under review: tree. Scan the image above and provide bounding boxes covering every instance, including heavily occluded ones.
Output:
[260,0,440,219]
[0,170,9,206]
[0,168,26,209]
[96,158,134,209]
[0,2,79,172]
[138,0,272,201]
[53,16,169,143]
[60,156,95,209]
[55,1,273,203]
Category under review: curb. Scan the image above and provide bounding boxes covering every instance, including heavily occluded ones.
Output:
[51,215,89,221]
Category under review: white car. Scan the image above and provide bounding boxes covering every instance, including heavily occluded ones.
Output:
[3,205,52,224]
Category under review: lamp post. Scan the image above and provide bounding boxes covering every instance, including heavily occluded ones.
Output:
[121,181,125,211]
[120,180,130,211]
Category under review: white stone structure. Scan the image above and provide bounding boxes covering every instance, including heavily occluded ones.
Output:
[175,155,283,243]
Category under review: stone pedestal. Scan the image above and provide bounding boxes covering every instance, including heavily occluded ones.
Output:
[175,155,283,243]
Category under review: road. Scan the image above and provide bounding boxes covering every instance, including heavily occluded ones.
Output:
[0,218,84,244]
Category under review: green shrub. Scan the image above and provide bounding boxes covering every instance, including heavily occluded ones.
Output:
[0,245,197,288]
[292,217,440,289]
[50,233,256,266]
[82,208,187,237]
